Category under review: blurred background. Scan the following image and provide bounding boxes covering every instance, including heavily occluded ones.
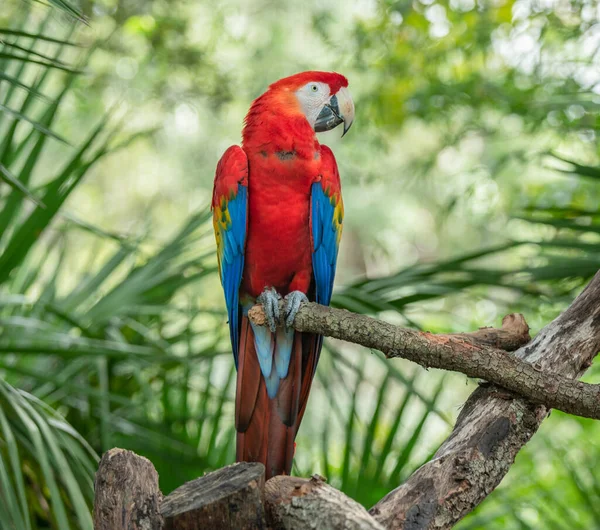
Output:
[1,0,600,528]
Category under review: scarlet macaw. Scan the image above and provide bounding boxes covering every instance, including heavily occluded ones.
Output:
[212,71,354,478]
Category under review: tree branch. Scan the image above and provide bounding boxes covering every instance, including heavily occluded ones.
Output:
[248,300,600,420]
[367,270,600,530]
[251,272,600,528]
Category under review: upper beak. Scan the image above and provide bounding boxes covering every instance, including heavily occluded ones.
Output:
[314,86,355,137]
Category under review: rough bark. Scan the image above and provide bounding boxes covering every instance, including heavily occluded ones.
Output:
[369,270,600,529]
[160,461,267,530]
[248,302,600,420]
[434,313,530,351]
[264,475,385,530]
[93,447,163,530]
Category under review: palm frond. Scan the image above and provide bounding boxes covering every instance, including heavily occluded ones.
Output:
[0,379,97,530]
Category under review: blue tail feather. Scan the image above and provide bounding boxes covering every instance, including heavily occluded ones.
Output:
[275,327,294,379]
[264,366,280,399]
[249,318,295,398]
[250,321,274,378]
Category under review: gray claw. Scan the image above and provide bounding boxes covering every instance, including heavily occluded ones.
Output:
[257,287,281,332]
[284,291,308,328]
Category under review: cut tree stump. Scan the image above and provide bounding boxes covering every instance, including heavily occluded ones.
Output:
[93,448,163,530]
[93,452,384,530]
[264,475,385,530]
[160,461,267,530]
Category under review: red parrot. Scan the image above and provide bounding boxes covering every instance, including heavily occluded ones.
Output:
[212,71,354,478]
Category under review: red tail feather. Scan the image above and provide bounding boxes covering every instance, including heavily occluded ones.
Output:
[235,315,320,478]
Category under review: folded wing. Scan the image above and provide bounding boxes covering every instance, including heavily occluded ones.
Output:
[211,145,248,365]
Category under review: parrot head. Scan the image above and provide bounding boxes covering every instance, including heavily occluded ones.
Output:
[266,71,355,137]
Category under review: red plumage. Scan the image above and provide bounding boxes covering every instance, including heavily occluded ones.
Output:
[213,71,348,479]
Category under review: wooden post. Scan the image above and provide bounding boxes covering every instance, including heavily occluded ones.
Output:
[264,475,385,530]
[160,462,267,530]
[93,448,163,530]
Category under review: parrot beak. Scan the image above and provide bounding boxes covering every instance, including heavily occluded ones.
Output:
[314,86,355,137]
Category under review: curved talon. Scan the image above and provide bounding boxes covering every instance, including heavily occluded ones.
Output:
[257,287,281,332]
[283,291,308,329]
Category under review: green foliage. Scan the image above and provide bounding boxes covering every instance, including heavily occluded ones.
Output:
[0,4,231,524]
[0,379,96,530]
[300,346,452,507]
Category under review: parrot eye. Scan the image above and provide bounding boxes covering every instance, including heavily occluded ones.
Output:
[310,84,319,92]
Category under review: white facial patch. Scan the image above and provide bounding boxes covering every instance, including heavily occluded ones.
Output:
[294,82,331,128]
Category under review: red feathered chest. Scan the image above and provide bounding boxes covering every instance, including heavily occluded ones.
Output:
[241,147,321,299]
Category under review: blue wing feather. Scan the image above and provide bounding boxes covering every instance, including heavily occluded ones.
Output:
[311,182,341,306]
[218,184,247,366]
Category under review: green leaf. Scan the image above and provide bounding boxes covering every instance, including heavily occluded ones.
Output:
[33,0,88,24]
[0,102,69,144]
[0,380,96,529]
[0,72,52,101]
[0,28,81,46]
[0,163,45,207]
[0,52,83,73]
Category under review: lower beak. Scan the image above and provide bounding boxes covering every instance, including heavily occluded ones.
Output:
[314,86,355,137]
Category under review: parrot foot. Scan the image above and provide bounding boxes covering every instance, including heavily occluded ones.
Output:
[283,291,308,329]
[257,287,281,332]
